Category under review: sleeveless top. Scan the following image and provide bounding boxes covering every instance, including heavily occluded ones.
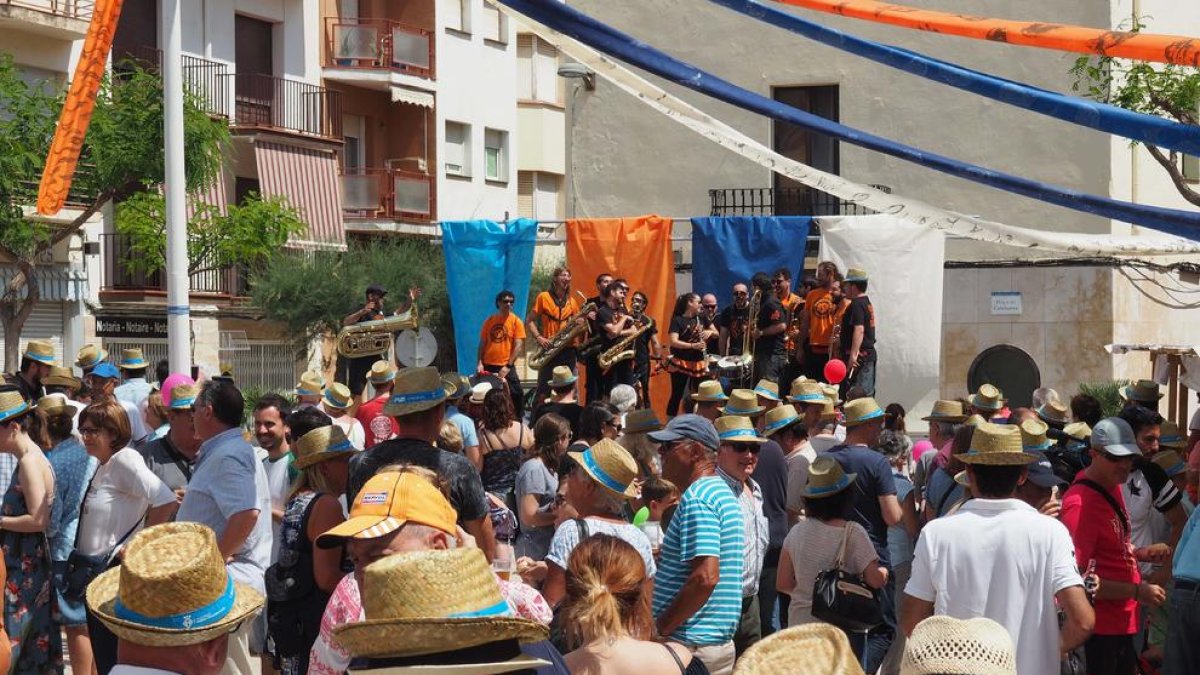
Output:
[480,425,524,497]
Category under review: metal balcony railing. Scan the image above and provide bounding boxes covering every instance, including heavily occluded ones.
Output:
[341,167,434,223]
[325,16,435,79]
[708,185,891,217]
[113,46,230,118]
[99,233,250,297]
[227,73,343,140]
[1,0,94,20]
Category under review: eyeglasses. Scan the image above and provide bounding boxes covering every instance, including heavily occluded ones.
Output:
[78,427,102,436]
[727,443,762,454]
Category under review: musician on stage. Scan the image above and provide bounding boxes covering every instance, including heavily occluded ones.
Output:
[700,293,721,357]
[629,291,662,408]
[527,266,586,404]
[717,282,751,358]
[596,278,637,396]
[477,289,527,417]
[772,268,804,387]
[796,261,841,381]
[749,272,788,384]
[837,268,877,397]
[583,272,614,402]
[665,292,714,416]
[341,283,420,404]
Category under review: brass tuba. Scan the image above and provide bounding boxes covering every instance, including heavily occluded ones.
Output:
[528,292,594,371]
[336,305,419,358]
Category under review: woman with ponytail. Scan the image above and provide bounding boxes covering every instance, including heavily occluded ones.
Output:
[561,534,696,674]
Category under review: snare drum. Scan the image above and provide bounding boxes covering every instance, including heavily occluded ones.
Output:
[716,355,753,386]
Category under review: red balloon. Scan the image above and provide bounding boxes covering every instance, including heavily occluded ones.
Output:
[824,359,848,384]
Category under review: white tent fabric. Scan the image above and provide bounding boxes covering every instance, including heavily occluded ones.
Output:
[497,4,1200,256]
[819,215,945,422]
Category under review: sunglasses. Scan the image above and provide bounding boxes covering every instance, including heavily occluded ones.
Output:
[500,299,515,305]
[702,304,718,309]
[727,443,762,454]
[1099,450,1135,463]
[733,291,748,297]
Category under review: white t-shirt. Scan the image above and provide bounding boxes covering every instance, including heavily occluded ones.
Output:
[809,434,841,455]
[262,451,294,564]
[77,447,176,557]
[784,440,817,514]
[905,498,1083,675]
[1190,407,1200,432]
[117,399,149,443]
[331,415,366,450]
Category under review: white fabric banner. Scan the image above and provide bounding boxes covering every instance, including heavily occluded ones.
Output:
[819,215,944,424]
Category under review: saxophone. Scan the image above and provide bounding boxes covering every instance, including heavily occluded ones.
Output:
[599,310,649,371]
[528,292,595,371]
[336,305,419,358]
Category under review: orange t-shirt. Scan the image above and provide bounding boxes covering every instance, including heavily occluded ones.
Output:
[531,291,582,340]
[479,313,527,366]
[804,287,838,352]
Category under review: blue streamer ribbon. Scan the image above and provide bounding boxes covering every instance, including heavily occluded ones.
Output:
[497,0,1200,240]
[114,575,236,630]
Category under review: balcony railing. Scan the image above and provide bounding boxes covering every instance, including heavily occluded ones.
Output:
[341,167,434,223]
[99,233,250,297]
[228,73,343,140]
[1,0,93,20]
[113,46,230,118]
[325,17,435,79]
[708,185,891,217]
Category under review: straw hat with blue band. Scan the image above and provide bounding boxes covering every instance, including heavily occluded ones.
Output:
[295,371,324,398]
[762,405,802,437]
[1019,419,1053,451]
[168,383,199,411]
[691,380,728,402]
[842,397,885,427]
[23,340,56,365]
[623,409,662,435]
[440,372,470,401]
[721,389,765,417]
[567,439,641,500]
[715,416,767,444]
[0,391,31,424]
[959,422,1039,466]
[85,522,263,647]
[43,366,81,391]
[383,367,449,417]
[294,425,358,470]
[803,456,857,498]
[845,268,869,283]
[1036,400,1070,426]
[369,361,397,385]
[548,366,578,389]
[922,399,967,423]
[753,379,781,402]
[1159,420,1186,449]
[118,348,149,370]
[324,382,353,410]
[1152,450,1187,478]
[788,380,826,404]
[75,344,108,370]
[969,384,1005,412]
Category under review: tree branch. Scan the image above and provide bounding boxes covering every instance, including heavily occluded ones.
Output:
[1145,144,1200,207]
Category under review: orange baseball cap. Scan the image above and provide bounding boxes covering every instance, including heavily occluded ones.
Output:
[316,472,458,549]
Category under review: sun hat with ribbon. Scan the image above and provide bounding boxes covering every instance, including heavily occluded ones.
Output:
[1019,419,1053,451]
[843,397,885,427]
[715,415,766,445]
[1159,420,1186,449]
[821,384,842,406]
[75,344,108,370]
[567,438,641,500]
[468,382,493,406]
[762,404,802,437]
[691,380,729,402]
[383,367,447,417]
[819,397,839,423]
[623,409,662,435]
[0,391,31,424]
[295,371,324,398]
[959,423,1038,466]
[369,361,397,385]
[318,471,458,548]
[788,380,827,405]
[332,548,549,666]
[1151,450,1187,479]
[803,455,857,499]
[440,373,470,401]
[23,340,56,365]
[753,379,781,402]
[85,522,263,647]
[733,622,865,675]
[901,615,1016,675]
[721,389,765,417]
[1035,400,1070,426]
[168,384,199,411]
[324,383,353,410]
[1122,379,1164,403]
[968,384,1005,412]
[548,366,578,389]
[845,267,869,283]
[43,366,81,391]
[118,348,149,370]
[922,400,967,423]
[1063,421,1091,440]
[294,425,358,471]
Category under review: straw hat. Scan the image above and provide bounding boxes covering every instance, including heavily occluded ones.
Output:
[721,389,765,417]
[383,367,447,417]
[1159,420,1186,449]
[789,380,826,404]
[968,384,1005,412]
[86,522,263,647]
[294,425,358,470]
[440,373,470,401]
[843,397,884,427]
[118,348,148,370]
[819,397,839,423]
[623,409,662,435]
[1019,419,1052,451]
[468,382,493,405]
[295,371,324,397]
[1152,450,1187,478]
[803,455,857,498]
[318,471,458,548]
[167,383,199,411]
[548,366,578,388]
[762,404,802,437]
[821,384,842,406]
[922,400,967,423]
[1063,421,1091,440]
[752,379,781,402]
[0,391,31,423]
[845,267,869,283]
[369,361,397,385]
[733,622,864,675]
[568,439,641,500]
[1035,400,1070,426]
[36,394,70,415]
[964,414,986,427]
[715,415,766,445]
[75,344,108,369]
[332,548,548,660]
[1122,379,1163,403]
[23,340,56,365]
[901,615,1016,675]
[43,365,81,391]
[691,380,728,402]
[324,383,353,410]
[959,423,1038,466]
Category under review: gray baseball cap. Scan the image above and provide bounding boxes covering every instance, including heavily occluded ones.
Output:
[1091,417,1141,457]
[648,414,720,451]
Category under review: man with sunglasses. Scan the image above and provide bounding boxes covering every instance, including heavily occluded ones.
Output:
[717,283,752,359]
[699,294,721,356]
[1062,417,1172,675]
[477,289,527,417]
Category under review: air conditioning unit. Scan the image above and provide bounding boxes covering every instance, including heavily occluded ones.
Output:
[386,157,428,173]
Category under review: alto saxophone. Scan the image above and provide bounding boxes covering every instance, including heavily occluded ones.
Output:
[529,292,595,371]
[336,305,419,358]
[599,311,649,372]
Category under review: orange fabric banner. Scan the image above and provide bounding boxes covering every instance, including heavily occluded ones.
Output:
[774,0,1200,67]
[37,0,126,215]
[566,216,678,421]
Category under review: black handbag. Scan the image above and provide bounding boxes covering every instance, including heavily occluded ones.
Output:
[810,524,883,633]
[62,475,144,603]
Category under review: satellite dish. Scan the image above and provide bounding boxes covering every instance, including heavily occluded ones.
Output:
[395,327,438,367]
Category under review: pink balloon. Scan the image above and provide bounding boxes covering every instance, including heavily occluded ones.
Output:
[160,372,195,406]
[824,359,848,385]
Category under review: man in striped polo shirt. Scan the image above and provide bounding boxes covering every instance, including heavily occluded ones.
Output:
[650,414,745,675]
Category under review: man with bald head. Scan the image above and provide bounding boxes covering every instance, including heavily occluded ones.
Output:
[718,283,752,358]
[700,294,721,356]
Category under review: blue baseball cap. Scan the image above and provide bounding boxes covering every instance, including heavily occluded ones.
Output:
[648,414,720,451]
[1025,451,1065,489]
[90,362,121,380]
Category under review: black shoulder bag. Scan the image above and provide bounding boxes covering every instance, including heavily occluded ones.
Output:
[1075,478,1130,535]
[811,524,883,633]
[63,474,146,602]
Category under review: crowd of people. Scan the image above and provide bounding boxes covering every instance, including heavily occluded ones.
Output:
[0,260,1197,675]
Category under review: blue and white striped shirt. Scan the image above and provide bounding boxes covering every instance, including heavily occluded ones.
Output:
[652,476,744,646]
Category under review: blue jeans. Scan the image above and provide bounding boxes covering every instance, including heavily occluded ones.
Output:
[841,358,877,399]
[849,573,896,673]
[1166,579,1200,675]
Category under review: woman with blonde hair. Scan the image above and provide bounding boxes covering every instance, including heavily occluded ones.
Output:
[562,534,693,674]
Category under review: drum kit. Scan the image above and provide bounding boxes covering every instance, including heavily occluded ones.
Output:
[714,354,753,388]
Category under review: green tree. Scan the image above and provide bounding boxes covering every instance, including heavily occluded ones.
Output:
[0,56,229,371]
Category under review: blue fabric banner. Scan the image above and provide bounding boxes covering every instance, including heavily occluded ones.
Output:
[441,219,538,374]
[691,217,811,305]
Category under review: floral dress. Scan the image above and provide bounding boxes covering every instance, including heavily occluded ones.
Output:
[1,464,63,674]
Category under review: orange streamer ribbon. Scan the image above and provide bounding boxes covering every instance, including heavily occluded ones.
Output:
[36,0,126,216]
[773,0,1200,67]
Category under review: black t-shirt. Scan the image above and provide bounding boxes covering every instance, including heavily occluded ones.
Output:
[346,437,490,523]
[717,304,750,356]
[756,439,790,550]
[840,295,877,360]
[669,315,704,363]
[585,294,604,342]
[532,401,583,439]
[755,295,787,357]
[595,304,624,348]
[634,317,658,369]
[700,315,720,354]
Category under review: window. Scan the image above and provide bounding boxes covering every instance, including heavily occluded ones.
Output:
[442,0,469,33]
[518,171,535,218]
[517,171,561,218]
[1184,154,1200,182]
[518,34,561,104]
[484,128,509,182]
[771,85,839,214]
[480,1,506,44]
[445,121,471,177]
